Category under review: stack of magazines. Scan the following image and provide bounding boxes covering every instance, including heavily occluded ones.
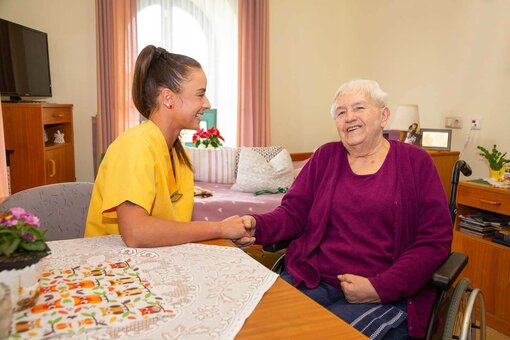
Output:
[458,213,503,238]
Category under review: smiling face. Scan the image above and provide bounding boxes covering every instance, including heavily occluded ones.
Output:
[333,91,389,151]
[170,67,211,130]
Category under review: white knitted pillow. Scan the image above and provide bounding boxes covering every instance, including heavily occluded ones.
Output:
[234,146,284,178]
[231,148,294,193]
[186,147,237,184]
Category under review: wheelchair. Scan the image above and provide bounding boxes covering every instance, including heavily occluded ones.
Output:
[261,160,486,340]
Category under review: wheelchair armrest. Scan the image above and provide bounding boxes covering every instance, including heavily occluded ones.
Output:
[262,240,290,252]
[431,252,468,290]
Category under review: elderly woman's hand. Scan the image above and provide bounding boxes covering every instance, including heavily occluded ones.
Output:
[231,215,256,249]
[337,273,381,304]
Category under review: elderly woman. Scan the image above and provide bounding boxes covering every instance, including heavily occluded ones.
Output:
[237,79,452,339]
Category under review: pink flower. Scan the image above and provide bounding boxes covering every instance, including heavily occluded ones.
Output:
[0,207,47,257]
[23,232,36,243]
[21,212,40,227]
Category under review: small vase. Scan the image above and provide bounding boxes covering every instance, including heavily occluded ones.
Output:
[489,169,502,181]
[0,255,44,311]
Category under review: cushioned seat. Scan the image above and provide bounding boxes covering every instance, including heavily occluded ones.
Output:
[0,182,94,241]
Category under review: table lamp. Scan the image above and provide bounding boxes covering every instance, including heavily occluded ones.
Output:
[389,104,420,142]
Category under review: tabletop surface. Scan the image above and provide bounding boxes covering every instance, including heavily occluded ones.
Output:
[8,236,365,339]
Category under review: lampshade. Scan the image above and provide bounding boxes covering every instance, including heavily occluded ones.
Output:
[389,104,420,131]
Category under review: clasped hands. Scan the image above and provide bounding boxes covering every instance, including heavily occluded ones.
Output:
[221,215,256,249]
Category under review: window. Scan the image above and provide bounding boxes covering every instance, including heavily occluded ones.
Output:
[137,0,238,146]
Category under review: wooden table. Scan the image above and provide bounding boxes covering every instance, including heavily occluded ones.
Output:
[201,239,366,339]
[10,236,365,339]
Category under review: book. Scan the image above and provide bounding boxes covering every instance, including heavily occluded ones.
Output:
[459,227,495,238]
[459,221,499,232]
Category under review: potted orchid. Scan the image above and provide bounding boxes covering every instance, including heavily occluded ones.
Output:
[0,208,49,311]
[192,127,225,148]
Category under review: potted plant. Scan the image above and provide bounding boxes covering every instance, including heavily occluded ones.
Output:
[477,144,510,180]
[192,127,225,148]
[0,208,50,311]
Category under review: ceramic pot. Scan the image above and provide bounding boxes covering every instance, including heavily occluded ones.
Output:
[489,169,502,181]
[0,256,43,311]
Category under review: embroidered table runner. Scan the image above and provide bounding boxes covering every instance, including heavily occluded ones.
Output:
[8,236,278,339]
[10,259,172,338]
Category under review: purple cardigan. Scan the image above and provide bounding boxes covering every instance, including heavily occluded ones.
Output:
[253,141,452,338]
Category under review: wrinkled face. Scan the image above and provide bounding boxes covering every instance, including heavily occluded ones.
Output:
[172,67,211,130]
[333,91,389,148]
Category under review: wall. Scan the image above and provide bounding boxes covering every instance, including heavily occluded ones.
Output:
[0,0,97,182]
[270,0,510,180]
[2,1,508,182]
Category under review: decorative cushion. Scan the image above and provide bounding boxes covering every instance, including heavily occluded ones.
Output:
[231,148,294,193]
[186,147,237,184]
[234,146,283,178]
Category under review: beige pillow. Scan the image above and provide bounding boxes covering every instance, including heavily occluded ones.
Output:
[231,148,294,193]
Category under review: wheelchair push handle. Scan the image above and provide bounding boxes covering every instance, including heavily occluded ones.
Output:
[449,160,472,223]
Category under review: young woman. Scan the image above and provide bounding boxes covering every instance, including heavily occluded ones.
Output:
[85,45,253,248]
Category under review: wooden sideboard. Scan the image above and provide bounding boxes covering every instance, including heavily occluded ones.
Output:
[1,103,76,193]
[427,150,459,200]
[452,181,510,335]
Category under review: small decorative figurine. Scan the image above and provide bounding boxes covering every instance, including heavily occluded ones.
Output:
[43,130,48,143]
[53,130,65,144]
[404,123,419,145]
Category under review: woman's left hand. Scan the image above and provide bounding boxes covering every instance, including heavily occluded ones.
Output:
[337,273,381,304]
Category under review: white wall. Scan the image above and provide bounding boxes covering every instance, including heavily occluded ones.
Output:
[270,0,510,180]
[0,0,97,182]
[2,1,509,181]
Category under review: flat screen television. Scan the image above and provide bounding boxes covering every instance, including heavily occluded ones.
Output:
[0,18,52,102]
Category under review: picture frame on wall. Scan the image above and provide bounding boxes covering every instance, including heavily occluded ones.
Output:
[420,128,452,151]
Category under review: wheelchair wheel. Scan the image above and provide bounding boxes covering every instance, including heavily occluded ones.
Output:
[270,254,285,274]
[442,278,486,340]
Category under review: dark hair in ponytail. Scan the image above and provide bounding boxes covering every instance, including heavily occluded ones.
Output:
[132,45,201,170]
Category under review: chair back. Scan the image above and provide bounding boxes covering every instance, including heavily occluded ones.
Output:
[0,182,93,241]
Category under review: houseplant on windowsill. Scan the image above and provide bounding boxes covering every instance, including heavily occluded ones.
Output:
[0,208,50,311]
[477,144,510,180]
[192,127,225,148]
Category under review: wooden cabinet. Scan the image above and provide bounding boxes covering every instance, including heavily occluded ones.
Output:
[452,181,510,335]
[1,103,75,193]
[427,150,459,199]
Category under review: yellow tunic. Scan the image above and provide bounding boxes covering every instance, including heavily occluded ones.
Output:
[85,120,193,237]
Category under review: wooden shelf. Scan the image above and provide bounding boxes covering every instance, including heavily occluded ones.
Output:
[1,103,76,193]
[452,181,510,336]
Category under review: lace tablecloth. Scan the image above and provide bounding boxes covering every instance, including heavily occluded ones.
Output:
[18,236,278,339]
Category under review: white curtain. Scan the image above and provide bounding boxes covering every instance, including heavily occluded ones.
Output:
[137,0,238,146]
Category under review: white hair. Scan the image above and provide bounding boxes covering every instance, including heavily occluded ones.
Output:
[330,79,388,119]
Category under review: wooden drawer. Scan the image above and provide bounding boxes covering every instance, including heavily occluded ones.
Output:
[42,107,72,124]
[457,183,510,215]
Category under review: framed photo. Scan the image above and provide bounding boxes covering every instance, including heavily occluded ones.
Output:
[420,128,452,151]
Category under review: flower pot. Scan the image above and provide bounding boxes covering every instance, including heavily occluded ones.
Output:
[489,169,502,181]
[0,254,45,311]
